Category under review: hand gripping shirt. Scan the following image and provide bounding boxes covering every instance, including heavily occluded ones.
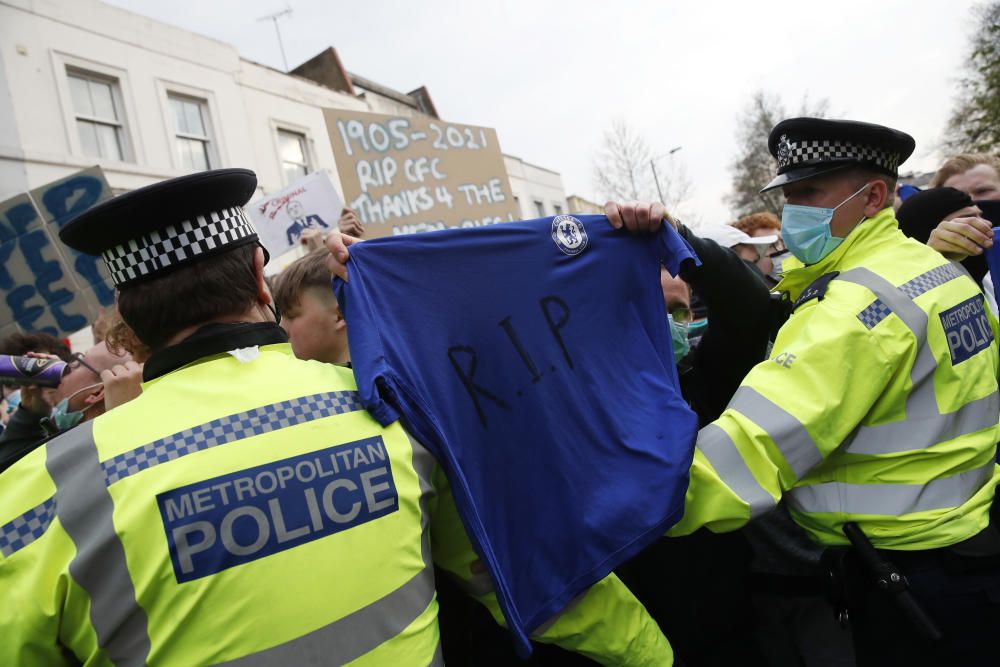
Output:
[335,215,700,656]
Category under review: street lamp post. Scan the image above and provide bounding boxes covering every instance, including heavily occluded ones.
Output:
[650,146,683,203]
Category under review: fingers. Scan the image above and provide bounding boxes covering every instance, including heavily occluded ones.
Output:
[622,201,640,232]
[325,230,350,262]
[928,216,996,259]
[100,360,142,382]
[949,216,994,248]
[928,228,982,259]
[24,352,60,361]
[635,202,650,231]
[299,229,325,252]
[339,208,364,238]
[604,201,624,230]
[604,202,666,233]
[101,361,144,410]
[324,230,357,283]
[652,203,670,229]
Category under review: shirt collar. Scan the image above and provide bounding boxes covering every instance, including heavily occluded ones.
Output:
[143,322,288,382]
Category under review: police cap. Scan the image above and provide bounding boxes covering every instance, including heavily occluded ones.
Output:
[59,168,263,290]
[760,117,915,193]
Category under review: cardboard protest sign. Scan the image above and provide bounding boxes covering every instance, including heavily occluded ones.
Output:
[324,108,517,238]
[248,171,344,257]
[0,166,115,338]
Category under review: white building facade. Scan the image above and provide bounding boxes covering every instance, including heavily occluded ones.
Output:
[0,0,567,216]
[504,155,568,220]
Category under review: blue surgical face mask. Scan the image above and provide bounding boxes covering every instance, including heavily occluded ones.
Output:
[670,318,690,362]
[42,383,101,434]
[687,318,709,337]
[781,183,870,265]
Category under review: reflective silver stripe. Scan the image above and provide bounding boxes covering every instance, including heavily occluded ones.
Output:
[429,640,444,666]
[850,391,1000,455]
[788,463,996,516]
[854,264,966,330]
[45,422,151,667]
[220,566,437,666]
[840,267,931,339]
[728,386,823,479]
[696,424,775,518]
[838,267,996,455]
[840,267,940,420]
[222,431,439,666]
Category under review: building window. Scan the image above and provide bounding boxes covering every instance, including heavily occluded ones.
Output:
[67,69,128,161]
[513,196,520,217]
[277,129,310,185]
[168,94,214,171]
[534,200,546,217]
[553,203,563,215]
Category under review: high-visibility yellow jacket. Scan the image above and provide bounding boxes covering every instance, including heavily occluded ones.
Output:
[0,343,671,666]
[671,207,1000,549]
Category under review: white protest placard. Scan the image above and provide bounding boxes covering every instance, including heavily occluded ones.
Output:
[0,166,116,339]
[248,171,344,257]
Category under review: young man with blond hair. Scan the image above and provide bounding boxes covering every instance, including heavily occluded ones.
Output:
[273,248,349,365]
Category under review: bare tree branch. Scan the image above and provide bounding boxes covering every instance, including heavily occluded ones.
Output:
[591,119,693,214]
[725,90,829,219]
[944,2,1000,153]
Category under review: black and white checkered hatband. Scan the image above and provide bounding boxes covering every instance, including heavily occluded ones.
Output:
[102,206,258,287]
[776,134,902,174]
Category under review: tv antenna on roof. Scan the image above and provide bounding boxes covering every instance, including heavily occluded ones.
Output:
[257,4,293,72]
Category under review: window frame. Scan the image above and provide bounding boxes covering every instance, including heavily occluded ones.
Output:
[51,53,137,163]
[165,92,217,172]
[275,127,312,186]
[66,68,128,162]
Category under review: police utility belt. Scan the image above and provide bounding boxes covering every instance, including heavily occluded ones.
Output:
[823,494,1000,640]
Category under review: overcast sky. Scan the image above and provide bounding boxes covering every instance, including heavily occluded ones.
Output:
[105,0,981,223]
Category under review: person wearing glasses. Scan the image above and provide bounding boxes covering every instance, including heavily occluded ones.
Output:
[732,212,790,285]
[0,341,137,474]
[614,212,779,666]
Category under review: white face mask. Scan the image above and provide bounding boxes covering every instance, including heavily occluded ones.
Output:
[769,250,792,280]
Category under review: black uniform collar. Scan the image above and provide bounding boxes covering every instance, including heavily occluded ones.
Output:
[143,321,288,382]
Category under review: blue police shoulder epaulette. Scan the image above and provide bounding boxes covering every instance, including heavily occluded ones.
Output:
[792,271,840,312]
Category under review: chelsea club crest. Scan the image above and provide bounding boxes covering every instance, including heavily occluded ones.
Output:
[551,215,588,256]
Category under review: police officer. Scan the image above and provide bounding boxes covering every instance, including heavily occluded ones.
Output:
[607,119,1000,666]
[0,169,671,666]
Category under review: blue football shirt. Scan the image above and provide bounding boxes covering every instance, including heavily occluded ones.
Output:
[334,215,700,655]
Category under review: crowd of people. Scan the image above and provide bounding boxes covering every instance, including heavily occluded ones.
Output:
[1,116,1000,667]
